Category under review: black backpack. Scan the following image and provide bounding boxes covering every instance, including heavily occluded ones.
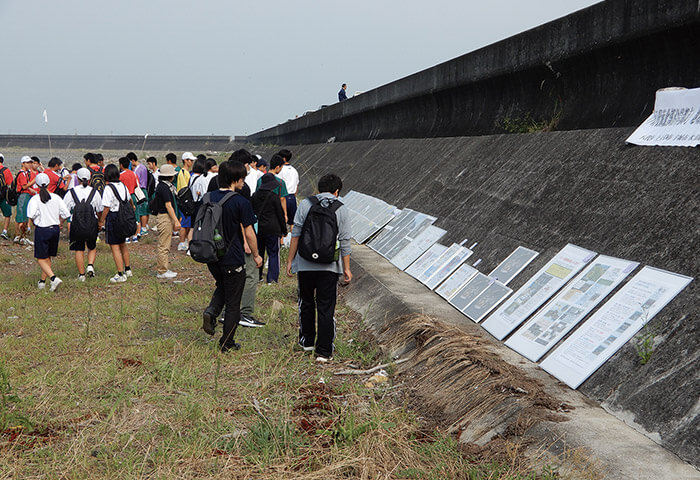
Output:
[298,196,343,263]
[176,175,197,217]
[108,184,138,238]
[69,188,98,240]
[189,191,237,264]
[146,170,156,197]
[89,167,106,195]
[6,171,23,207]
[0,167,8,202]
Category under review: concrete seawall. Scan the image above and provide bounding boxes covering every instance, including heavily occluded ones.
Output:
[253,127,698,467]
[0,135,246,153]
[248,0,700,144]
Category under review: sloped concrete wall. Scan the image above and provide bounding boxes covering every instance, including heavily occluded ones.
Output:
[0,135,243,153]
[258,127,699,466]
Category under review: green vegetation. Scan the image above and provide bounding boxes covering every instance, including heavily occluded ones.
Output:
[0,235,557,478]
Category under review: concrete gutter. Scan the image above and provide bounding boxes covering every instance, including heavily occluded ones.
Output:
[344,245,699,480]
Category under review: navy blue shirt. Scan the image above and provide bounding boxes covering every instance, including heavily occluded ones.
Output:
[208,189,257,267]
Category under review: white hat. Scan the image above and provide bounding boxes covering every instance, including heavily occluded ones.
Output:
[77,168,92,180]
[159,164,176,176]
[21,155,33,163]
[0,153,4,159]
[182,152,196,161]
[35,173,50,187]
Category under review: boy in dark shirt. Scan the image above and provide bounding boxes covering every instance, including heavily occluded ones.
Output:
[201,161,263,352]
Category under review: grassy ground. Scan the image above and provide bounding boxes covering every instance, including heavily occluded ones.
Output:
[0,229,558,479]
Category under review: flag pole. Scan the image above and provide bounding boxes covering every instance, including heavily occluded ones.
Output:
[43,109,52,157]
[140,133,149,158]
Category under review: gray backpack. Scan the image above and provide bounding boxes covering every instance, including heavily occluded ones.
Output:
[189,191,237,263]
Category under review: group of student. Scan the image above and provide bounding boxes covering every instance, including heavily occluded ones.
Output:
[0,148,352,362]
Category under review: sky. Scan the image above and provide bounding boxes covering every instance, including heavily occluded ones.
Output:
[0,0,601,136]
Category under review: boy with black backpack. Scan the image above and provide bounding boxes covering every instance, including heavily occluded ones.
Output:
[285,173,352,363]
[64,168,102,281]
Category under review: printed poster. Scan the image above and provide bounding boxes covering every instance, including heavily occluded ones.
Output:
[436,264,479,300]
[489,246,539,285]
[506,256,639,361]
[541,266,693,389]
[406,243,448,280]
[415,243,463,285]
[481,244,596,340]
[424,246,474,290]
[449,273,492,312]
[626,87,700,147]
[390,225,446,271]
[463,281,512,323]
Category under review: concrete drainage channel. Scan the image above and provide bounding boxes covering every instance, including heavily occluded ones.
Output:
[343,245,699,480]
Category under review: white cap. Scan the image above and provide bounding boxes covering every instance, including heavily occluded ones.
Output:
[0,153,4,159]
[21,155,33,163]
[182,152,196,161]
[77,168,92,180]
[35,173,50,187]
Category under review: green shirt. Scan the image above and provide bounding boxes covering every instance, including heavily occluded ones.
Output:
[256,174,288,197]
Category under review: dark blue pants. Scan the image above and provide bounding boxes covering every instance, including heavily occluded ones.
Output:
[206,263,245,351]
[258,233,280,283]
[298,270,339,358]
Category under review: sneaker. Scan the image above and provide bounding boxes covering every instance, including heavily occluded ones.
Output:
[202,311,215,336]
[239,315,266,328]
[13,236,21,244]
[49,277,63,292]
[315,355,333,363]
[22,238,34,246]
[0,231,9,240]
[132,236,139,243]
[125,237,131,244]
[177,242,188,251]
[156,270,177,279]
[125,269,133,278]
[220,342,241,353]
[38,281,46,290]
[78,274,86,282]
[86,265,95,277]
[110,273,127,283]
[294,343,314,352]
[139,228,148,236]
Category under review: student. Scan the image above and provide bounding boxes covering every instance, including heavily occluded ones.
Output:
[128,152,150,237]
[44,157,69,196]
[245,154,264,194]
[0,154,13,240]
[118,156,140,243]
[201,161,262,352]
[286,174,352,363]
[27,173,70,291]
[151,164,181,279]
[204,158,218,191]
[256,157,268,174]
[252,173,287,284]
[64,168,102,281]
[176,152,195,251]
[338,83,348,102]
[256,154,288,280]
[99,164,134,283]
[190,157,209,203]
[277,149,299,245]
[14,156,38,245]
[95,153,105,168]
[68,163,83,188]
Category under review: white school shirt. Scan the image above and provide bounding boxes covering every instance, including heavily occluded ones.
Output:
[26,193,70,227]
[245,169,263,194]
[63,185,102,215]
[278,164,299,194]
[190,173,208,201]
[101,182,129,212]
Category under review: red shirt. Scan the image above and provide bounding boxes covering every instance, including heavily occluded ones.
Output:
[0,166,12,186]
[45,169,62,193]
[16,170,38,195]
[120,169,139,195]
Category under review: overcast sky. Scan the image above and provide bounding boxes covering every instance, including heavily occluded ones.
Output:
[1,0,600,136]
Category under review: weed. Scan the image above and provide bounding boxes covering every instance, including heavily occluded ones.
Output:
[635,307,655,365]
[0,360,32,430]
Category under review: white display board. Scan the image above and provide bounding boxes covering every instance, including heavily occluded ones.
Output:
[342,191,398,244]
[505,256,639,361]
[390,225,446,271]
[626,87,700,147]
[406,243,448,279]
[414,243,463,285]
[463,281,513,323]
[449,273,492,312]
[481,244,596,340]
[384,217,440,264]
[489,246,539,285]
[436,264,479,300]
[541,266,693,389]
[368,209,437,259]
[424,246,474,290]
[367,209,410,256]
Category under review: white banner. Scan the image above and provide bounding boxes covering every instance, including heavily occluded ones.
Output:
[626,87,700,147]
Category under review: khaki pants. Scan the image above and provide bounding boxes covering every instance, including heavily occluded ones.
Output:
[156,213,173,274]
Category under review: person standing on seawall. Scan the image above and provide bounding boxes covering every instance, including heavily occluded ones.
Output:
[338,83,348,102]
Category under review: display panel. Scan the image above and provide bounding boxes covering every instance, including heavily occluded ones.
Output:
[449,273,492,312]
[367,209,411,256]
[489,246,539,285]
[540,266,693,389]
[436,264,479,300]
[383,213,438,260]
[424,247,474,290]
[481,244,596,340]
[463,281,513,323]
[390,225,447,271]
[505,256,639,361]
[415,243,463,285]
[342,191,398,244]
[406,243,448,279]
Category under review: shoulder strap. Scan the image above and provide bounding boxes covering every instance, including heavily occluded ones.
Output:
[86,188,97,204]
[307,196,320,206]
[70,189,79,204]
[218,191,237,205]
[328,199,343,213]
[108,183,124,202]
